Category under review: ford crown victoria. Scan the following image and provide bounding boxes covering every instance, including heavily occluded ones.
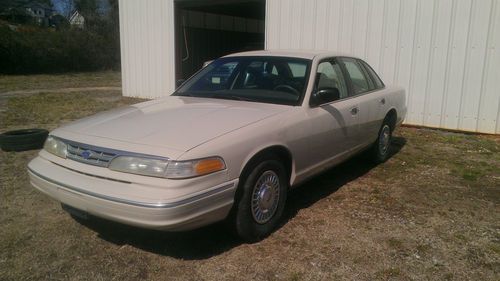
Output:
[28,50,406,241]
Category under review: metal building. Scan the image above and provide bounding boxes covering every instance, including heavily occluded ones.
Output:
[118,0,500,134]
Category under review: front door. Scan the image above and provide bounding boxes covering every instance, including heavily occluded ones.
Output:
[292,59,359,179]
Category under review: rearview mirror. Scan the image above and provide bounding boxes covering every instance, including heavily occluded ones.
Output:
[310,88,340,107]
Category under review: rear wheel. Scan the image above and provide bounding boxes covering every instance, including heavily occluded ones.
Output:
[371,120,392,163]
[234,158,288,242]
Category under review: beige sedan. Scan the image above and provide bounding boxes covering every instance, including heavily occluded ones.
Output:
[28,50,406,241]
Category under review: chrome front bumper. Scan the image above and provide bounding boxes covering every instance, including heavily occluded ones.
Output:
[28,156,238,231]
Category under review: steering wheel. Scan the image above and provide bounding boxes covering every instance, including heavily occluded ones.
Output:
[273,84,300,96]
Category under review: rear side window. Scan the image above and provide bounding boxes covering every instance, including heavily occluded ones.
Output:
[341,58,371,94]
[360,60,384,89]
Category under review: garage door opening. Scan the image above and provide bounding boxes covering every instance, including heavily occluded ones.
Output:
[174,0,265,80]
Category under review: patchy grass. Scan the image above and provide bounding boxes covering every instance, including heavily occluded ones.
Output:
[0,71,121,93]
[0,85,499,280]
[0,91,139,131]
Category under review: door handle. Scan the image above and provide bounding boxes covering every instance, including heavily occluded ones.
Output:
[380,98,386,105]
[351,107,358,115]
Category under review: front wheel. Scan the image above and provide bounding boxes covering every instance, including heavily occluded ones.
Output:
[233,159,288,242]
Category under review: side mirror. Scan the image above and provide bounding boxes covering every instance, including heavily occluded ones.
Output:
[176,79,186,88]
[310,88,340,107]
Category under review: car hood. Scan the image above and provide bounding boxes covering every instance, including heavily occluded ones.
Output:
[56,96,290,152]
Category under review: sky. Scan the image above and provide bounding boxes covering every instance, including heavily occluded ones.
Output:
[50,0,72,16]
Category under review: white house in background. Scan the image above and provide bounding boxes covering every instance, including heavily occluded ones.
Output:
[118,0,500,134]
[69,10,84,28]
[23,2,53,26]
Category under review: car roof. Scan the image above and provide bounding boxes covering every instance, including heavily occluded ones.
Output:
[224,50,354,60]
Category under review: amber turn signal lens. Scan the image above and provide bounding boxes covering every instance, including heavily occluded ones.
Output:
[194,158,226,175]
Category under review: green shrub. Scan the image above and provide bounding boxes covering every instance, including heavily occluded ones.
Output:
[0,23,120,74]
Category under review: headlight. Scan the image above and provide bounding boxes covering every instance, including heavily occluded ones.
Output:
[108,156,225,179]
[165,157,226,179]
[108,156,169,177]
[43,136,67,158]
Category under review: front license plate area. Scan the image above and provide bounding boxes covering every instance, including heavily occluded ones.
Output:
[62,203,89,220]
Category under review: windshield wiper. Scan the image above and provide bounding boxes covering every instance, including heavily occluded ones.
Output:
[174,93,194,97]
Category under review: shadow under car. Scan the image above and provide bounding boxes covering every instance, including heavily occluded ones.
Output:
[70,136,407,260]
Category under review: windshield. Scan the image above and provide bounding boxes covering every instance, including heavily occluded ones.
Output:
[174,56,311,106]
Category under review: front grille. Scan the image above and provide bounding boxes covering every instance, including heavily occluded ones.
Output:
[66,142,116,167]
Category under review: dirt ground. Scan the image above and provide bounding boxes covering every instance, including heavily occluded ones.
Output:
[0,80,498,281]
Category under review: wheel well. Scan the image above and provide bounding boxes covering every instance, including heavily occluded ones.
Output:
[230,146,293,216]
[385,109,397,132]
[240,146,293,183]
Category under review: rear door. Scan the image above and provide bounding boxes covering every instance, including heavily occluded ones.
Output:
[339,58,387,148]
[359,59,389,139]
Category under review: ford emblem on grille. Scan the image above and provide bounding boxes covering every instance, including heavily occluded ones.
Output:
[81,150,92,159]
[65,142,117,167]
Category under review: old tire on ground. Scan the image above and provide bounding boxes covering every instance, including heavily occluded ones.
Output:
[233,158,288,242]
[0,129,49,152]
[370,120,392,163]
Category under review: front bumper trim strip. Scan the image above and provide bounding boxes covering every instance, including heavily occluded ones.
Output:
[28,167,235,209]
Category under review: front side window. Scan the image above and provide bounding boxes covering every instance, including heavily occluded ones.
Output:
[315,61,348,99]
[342,58,371,94]
[175,56,311,106]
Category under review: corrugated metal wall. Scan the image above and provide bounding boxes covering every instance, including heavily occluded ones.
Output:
[118,0,500,134]
[119,0,176,98]
[266,0,500,134]
[118,1,264,99]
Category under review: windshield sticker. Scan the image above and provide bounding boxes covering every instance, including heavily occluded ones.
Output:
[212,77,221,84]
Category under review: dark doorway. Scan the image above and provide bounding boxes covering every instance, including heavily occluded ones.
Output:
[174,0,265,80]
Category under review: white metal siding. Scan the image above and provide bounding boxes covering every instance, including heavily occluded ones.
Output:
[266,0,500,134]
[119,0,176,99]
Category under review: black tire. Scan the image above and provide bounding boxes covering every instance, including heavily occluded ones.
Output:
[233,158,288,242]
[370,120,392,163]
[0,129,49,152]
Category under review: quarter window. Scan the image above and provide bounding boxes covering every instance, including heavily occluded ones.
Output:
[360,60,384,89]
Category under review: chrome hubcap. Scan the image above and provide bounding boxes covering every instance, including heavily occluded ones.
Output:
[251,170,280,224]
[379,125,391,155]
